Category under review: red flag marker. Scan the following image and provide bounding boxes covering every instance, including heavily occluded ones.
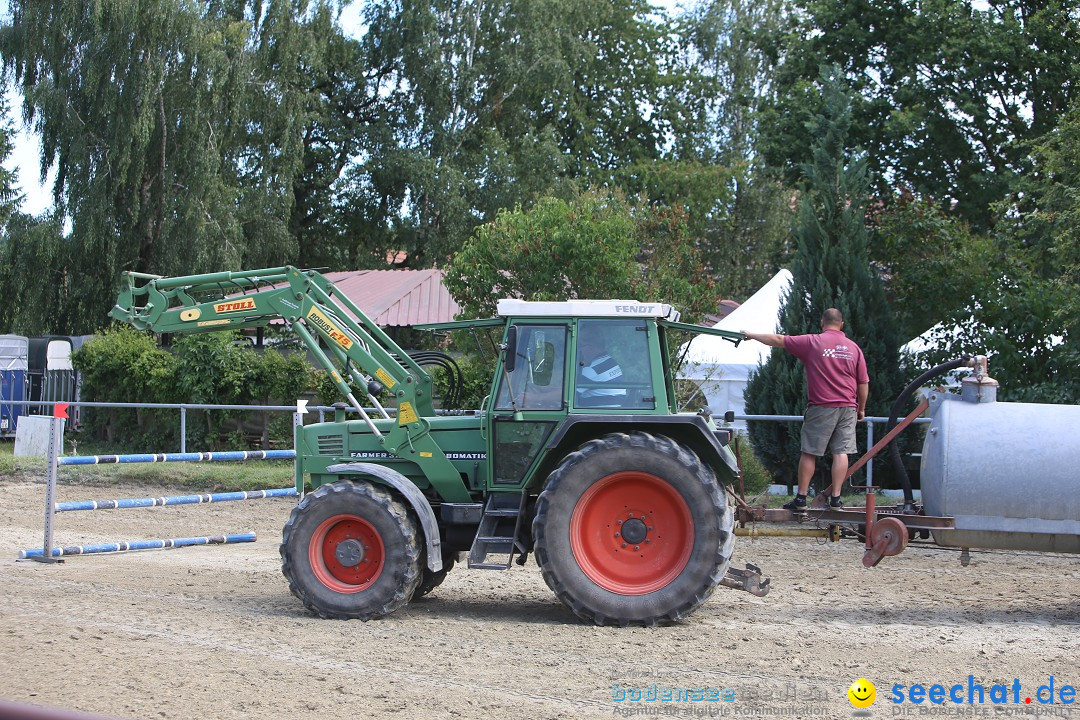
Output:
[53,403,69,419]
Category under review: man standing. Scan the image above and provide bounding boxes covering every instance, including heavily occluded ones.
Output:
[742,308,868,510]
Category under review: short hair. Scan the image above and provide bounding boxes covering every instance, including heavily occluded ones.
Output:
[822,308,844,326]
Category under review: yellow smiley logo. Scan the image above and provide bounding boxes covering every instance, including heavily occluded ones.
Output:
[848,678,876,709]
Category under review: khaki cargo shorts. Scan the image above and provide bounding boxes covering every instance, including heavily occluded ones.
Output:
[800,405,857,456]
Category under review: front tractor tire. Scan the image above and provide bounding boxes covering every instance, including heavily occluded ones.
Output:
[533,432,734,626]
[281,480,421,620]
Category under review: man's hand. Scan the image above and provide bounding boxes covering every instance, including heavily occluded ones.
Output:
[857,409,866,422]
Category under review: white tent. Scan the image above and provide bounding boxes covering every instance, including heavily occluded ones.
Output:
[680,269,793,423]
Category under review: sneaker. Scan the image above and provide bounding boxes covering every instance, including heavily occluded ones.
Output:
[782,497,807,512]
[828,495,843,509]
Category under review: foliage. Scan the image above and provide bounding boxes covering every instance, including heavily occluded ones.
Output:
[0,212,68,334]
[1033,103,1080,298]
[0,91,22,226]
[898,101,1080,404]
[762,0,1080,229]
[1016,99,1080,401]
[71,326,178,446]
[906,261,1076,403]
[170,334,315,449]
[73,327,315,450]
[0,91,69,335]
[430,354,493,410]
[0,1,345,333]
[673,0,789,165]
[745,68,903,487]
[731,432,773,496]
[350,0,677,266]
[445,188,718,322]
[869,196,998,342]
[662,1,796,302]
[614,159,793,302]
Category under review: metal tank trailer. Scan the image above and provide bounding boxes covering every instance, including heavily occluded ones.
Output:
[920,361,1080,556]
[731,356,1080,565]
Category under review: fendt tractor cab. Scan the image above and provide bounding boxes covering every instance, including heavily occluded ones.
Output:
[112,266,766,626]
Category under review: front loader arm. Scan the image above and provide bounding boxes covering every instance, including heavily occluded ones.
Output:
[111,266,471,501]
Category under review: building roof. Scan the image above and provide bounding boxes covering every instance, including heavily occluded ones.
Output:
[702,299,741,326]
[314,269,460,327]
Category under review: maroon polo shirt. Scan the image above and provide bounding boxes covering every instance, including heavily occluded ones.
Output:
[785,329,868,407]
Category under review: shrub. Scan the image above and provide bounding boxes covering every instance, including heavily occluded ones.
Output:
[73,326,315,450]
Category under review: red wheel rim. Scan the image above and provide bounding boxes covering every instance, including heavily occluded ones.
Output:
[309,514,385,593]
[569,471,693,595]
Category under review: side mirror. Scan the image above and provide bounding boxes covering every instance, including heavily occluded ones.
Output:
[724,410,735,424]
[503,326,518,374]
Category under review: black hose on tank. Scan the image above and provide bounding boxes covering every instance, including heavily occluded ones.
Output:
[887,357,974,513]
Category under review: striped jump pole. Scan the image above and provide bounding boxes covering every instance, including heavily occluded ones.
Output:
[23,405,304,563]
[18,533,257,559]
[58,449,296,466]
[55,487,298,512]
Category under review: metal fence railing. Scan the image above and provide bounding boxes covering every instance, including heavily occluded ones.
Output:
[4,400,928,483]
[3,400,351,453]
[730,414,930,488]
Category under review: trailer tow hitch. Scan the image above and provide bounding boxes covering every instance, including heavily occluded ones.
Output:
[720,563,770,597]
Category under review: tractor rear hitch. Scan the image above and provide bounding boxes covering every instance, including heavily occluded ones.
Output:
[720,562,771,597]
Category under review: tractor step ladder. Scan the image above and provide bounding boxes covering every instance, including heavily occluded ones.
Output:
[468,492,527,569]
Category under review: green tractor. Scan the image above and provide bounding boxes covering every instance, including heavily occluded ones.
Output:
[112,267,766,626]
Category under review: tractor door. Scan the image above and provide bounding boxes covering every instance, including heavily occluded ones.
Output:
[487,323,569,489]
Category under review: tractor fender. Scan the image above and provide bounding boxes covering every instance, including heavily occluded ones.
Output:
[326,462,443,572]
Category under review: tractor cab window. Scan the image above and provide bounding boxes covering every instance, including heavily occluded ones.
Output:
[495,325,567,411]
[575,319,655,409]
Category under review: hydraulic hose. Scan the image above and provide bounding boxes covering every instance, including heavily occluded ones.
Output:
[887,356,974,512]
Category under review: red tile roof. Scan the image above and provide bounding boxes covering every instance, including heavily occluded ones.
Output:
[315,269,460,327]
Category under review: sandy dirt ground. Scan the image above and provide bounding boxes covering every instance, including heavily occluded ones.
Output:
[1,478,1078,720]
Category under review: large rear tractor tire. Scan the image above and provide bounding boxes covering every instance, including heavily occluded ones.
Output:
[281,480,421,620]
[533,432,733,626]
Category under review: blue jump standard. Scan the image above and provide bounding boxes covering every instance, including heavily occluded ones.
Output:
[18,533,257,559]
[58,449,296,466]
[55,487,299,512]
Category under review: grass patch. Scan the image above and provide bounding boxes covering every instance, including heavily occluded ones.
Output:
[0,439,295,492]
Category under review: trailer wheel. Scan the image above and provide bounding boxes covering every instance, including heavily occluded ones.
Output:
[281,480,421,620]
[412,549,458,599]
[533,432,733,626]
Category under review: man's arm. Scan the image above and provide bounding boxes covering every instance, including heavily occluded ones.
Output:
[856,383,868,421]
[741,330,787,348]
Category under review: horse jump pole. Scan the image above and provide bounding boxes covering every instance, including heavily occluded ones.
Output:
[21,404,302,562]
[19,533,257,559]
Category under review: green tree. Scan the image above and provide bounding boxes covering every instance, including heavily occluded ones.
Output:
[658,0,796,302]
[614,159,793,302]
[0,88,71,334]
[673,0,789,165]
[0,212,68,334]
[869,196,998,342]
[0,1,346,332]
[1020,99,1080,333]
[444,189,716,322]
[762,0,1080,230]
[0,91,21,225]
[909,100,1080,404]
[745,69,903,486]
[350,0,676,266]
